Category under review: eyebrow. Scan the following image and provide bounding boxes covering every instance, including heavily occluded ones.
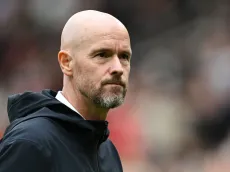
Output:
[90,47,132,56]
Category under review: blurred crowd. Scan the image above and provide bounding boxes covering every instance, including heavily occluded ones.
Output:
[1,0,230,171]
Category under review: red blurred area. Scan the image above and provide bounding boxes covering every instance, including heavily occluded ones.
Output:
[107,105,144,161]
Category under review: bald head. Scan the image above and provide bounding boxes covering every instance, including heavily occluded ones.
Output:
[58,10,132,115]
[60,10,129,52]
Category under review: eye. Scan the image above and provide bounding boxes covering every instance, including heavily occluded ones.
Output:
[120,53,130,61]
[97,52,107,58]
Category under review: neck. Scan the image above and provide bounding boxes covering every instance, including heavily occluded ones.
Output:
[62,80,109,120]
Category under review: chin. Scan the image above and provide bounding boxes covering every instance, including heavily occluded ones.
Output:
[95,94,125,109]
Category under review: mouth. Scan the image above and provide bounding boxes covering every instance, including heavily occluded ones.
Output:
[105,84,123,87]
[104,82,125,87]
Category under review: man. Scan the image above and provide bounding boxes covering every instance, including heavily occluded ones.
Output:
[0,10,132,172]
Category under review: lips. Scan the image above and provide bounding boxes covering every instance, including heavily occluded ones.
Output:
[106,83,123,86]
[103,81,125,87]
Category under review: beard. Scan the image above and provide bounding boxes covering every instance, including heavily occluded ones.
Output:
[91,85,127,108]
[77,79,127,109]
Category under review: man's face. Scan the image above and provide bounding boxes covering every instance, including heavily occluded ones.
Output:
[72,27,131,109]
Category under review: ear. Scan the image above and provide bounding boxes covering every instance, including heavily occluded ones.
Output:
[58,50,73,76]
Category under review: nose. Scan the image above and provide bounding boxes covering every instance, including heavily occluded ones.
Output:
[109,56,124,76]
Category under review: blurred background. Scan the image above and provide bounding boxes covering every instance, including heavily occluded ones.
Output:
[1,0,230,171]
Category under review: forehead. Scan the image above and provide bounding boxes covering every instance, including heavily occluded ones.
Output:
[88,32,131,51]
[95,35,130,47]
[74,22,132,54]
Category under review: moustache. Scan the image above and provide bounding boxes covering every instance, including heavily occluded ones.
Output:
[101,79,126,88]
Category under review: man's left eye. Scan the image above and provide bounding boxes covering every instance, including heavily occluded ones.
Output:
[120,54,130,60]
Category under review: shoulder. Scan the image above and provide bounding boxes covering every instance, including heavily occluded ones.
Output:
[104,139,117,149]
[100,139,123,168]
[101,139,121,157]
[2,117,55,148]
[0,126,53,172]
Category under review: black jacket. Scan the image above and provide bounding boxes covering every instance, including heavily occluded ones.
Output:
[0,90,123,172]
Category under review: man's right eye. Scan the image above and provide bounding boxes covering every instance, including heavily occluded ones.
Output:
[96,52,109,58]
[97,52,106,57]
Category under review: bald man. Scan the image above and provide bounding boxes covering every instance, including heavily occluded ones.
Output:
[0,10,132,172]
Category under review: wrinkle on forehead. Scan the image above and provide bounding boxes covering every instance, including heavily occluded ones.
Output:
[60,10,130,54]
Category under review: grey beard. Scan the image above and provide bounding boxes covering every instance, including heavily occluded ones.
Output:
[78,84,127,109]
[93,93,125,109]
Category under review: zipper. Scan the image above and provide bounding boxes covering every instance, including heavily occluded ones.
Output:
[96,122,108,172]
[96,139,100,172]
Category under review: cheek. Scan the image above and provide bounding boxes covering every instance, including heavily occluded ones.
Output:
[75,66,101,87]
[124,66,131,79]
